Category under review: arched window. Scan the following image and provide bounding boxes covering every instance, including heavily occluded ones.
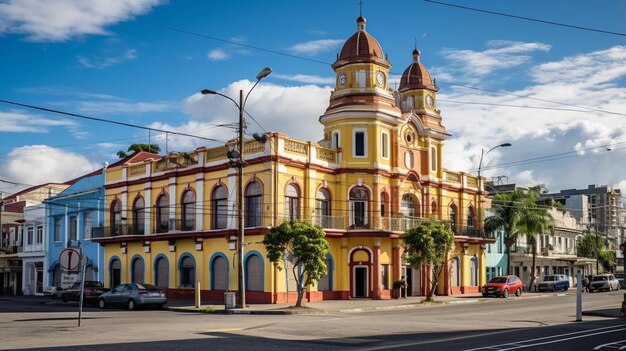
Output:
[349,186,369,229]
[245,181,263,227]
[431,200,438,217]
[449,204,458,233]
[131,256,144,284]
[181,190,195,231]
[451,257,460,287]
[154,256,168,288]
[245,254,263,291]
[110,200,121,236]
[315,188,331,227]
[210,255,228,290]
[109,258,121,287]
[331,132,340,149]
[212,185,228,229]
[405,151,414,169]
[401,194,416,217]
[467,206,476,234]
[179,255,195,288]
[380,192,388,218]
[133,197,145,235]
[156,194,169,233]
[470,256,479,286]
[317,254,333,291]
[285,184,300,220]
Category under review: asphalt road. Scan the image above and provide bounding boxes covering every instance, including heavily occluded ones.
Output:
[0,290,624,350]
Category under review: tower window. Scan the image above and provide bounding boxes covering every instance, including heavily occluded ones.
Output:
[431,146,438,172]
[353,129,367,157]
[381,132,389,159]
[357,70,366,88]
[332,131,340,149]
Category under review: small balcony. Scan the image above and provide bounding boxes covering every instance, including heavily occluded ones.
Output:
[155,219,196,234]
[91,225,139,238]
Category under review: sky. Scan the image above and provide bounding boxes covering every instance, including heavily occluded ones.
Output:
[0,0,625,196]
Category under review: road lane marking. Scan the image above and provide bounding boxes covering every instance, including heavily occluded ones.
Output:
[356,329,519,351]
[465,326,626,351]
[463,324,625,351]
[594,340,626,350]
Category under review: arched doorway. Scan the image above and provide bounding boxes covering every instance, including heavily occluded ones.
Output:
[349,247,372,298]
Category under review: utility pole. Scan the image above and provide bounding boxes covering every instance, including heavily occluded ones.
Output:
[237,89,245,309]
[595,222,599,274]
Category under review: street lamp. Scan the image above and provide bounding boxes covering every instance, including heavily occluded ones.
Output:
[201,67,271,309]
[477,143,512,189]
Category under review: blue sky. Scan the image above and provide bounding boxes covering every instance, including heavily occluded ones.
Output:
[1,0,625,195]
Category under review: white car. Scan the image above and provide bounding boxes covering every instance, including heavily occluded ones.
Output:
[43,286,64,299]
[588,274,620,292]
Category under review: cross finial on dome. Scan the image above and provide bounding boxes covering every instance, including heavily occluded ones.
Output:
[357,15,366,31]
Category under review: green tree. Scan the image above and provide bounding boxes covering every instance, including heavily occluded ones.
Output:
[577,231,615,273]
[484,189,528,275]
[516,187,554,291]
[402,220,454,301]
[117,143,160,159]
[263,220,329,307]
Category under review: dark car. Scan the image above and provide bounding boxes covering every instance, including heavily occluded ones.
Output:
[482,275,524,298]
[537,275,570,292]
[62,281,109,304]
[98,283,167,310]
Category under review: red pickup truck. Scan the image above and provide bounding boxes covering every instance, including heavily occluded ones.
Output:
[61,281,110,305]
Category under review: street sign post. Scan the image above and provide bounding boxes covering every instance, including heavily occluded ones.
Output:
[59,248,81,271]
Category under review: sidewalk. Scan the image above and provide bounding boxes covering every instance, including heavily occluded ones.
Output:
[165,293,485,315]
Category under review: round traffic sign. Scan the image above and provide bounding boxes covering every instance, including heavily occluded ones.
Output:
[59,248,81,271]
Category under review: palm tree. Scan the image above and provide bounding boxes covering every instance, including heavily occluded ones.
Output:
[117,143,160,159]
[484,189,528,275]
[516,189,554,291]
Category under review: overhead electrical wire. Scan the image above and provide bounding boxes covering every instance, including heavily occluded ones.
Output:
[0,99,227,144]
[423,0,626,37]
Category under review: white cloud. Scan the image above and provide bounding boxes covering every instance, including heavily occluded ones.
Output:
[78,49,137,69]
[433,40,551,83]
[0,110,76,133]
[178,80,331,149]
[207,49,229,61]
[274,74,335,85]
[1,145,99,186]
[440,46,626,192]
[288,39,343,55]
[76,100,178,114]
[0,0,163,41]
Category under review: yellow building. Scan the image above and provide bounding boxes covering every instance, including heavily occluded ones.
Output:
[94,15,493,303]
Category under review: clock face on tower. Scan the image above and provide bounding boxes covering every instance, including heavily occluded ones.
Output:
[426,95,434,108]
[376,71,385,86]
[338,73,347,87]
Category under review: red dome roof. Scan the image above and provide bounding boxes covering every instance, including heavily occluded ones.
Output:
[333,16,390,69]
[399,49,438,92]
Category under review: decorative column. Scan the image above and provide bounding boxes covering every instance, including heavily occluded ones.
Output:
[168,177,176,230]
[460,243,469,293]
[195,173,204,231]
[340,238,349,299]
[144,184,151,235]
[372,238,381,299]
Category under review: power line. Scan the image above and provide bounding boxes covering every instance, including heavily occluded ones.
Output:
[423,0,626,37]
[0,99,227,144]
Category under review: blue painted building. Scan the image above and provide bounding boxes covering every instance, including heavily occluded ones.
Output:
[485,218,507,281]
[45,169,105,287]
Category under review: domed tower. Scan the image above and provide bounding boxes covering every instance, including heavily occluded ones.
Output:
[319,16,402,168]
[396,48,449,181]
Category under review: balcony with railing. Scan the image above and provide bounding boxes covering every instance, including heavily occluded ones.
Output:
[91,224,138,238]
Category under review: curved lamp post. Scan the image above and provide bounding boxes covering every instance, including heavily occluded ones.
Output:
[201,67,271,308]
[477,143,512,189]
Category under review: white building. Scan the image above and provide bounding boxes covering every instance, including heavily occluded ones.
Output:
[19,204,47,296]
[510,208,595,288]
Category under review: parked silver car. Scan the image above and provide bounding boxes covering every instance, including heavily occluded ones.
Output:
[588,274,620,292]
[98,283,167,310]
